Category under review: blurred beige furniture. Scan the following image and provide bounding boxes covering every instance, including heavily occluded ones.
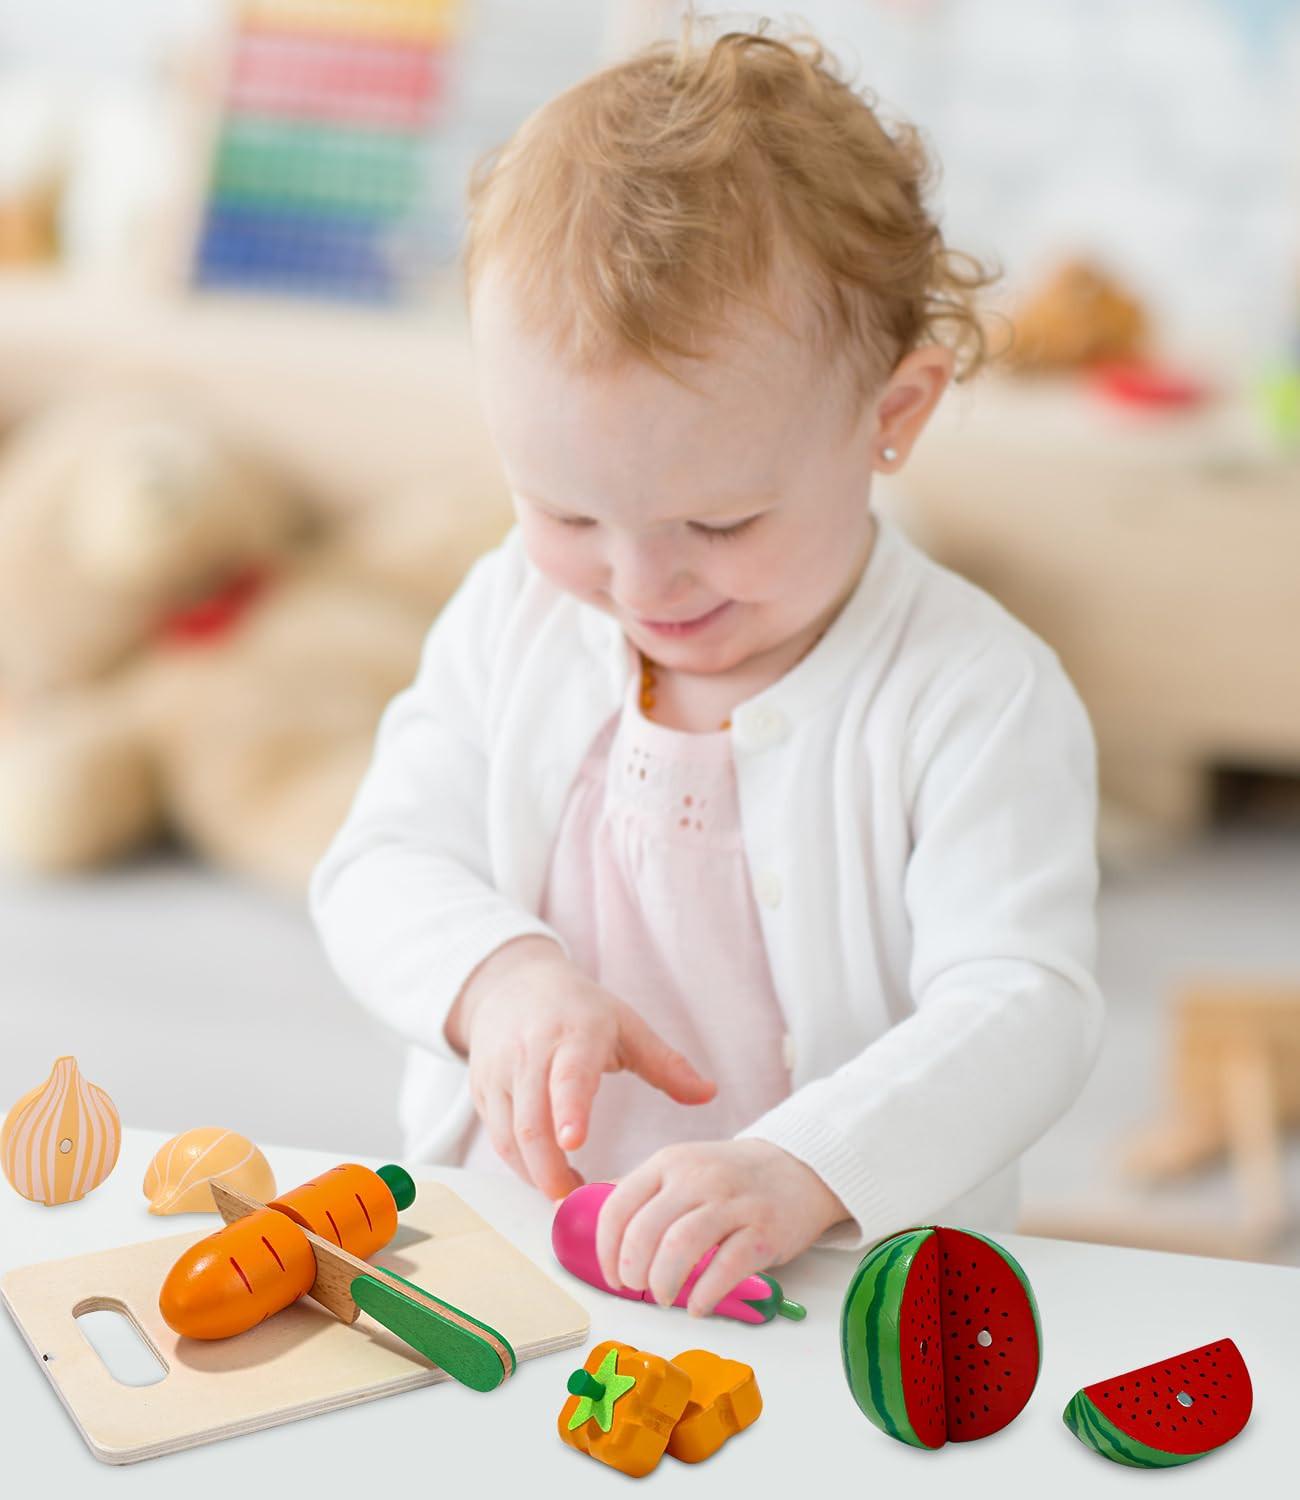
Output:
[1022,982,1299,1261]
[1121,982,1300,1244]
[895,375,1300,830]
[0,268,506,518]
[6,272,1299,836]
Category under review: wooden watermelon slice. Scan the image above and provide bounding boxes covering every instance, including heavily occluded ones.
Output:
[1063,1339,1252,1467]
[840,1225,1041,1448]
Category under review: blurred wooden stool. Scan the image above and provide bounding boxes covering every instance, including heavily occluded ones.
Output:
[1120,982,1300,1241]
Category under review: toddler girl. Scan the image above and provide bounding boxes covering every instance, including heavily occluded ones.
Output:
[312,28,1101,1317]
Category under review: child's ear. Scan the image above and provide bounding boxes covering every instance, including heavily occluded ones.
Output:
[872,346,954,472]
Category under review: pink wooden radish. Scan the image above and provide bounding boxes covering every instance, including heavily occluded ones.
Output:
[552,1182,806,1325]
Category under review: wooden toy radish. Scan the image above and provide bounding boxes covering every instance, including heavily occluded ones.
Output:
[159,1164,516,1391]
[552,1182,806,1325]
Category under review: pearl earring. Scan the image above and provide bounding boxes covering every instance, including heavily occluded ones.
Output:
[882,446,898,463]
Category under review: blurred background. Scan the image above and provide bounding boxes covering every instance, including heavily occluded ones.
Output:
[0,0,1298,1263]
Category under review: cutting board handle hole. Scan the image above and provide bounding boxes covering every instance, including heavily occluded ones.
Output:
[73,1299,169,1387]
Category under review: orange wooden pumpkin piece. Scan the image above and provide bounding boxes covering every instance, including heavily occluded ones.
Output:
[666,1348,763,1463]
[558,1340,691,1478]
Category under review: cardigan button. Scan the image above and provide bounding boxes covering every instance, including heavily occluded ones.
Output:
[754,869,783,908]
[739,703,789,747]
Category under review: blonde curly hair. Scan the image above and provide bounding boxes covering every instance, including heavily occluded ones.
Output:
[465,25,996,396]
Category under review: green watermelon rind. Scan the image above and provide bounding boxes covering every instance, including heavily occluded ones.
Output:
[951,1226,1044,1377]
[840,1227,938,1449]
[1063,1391,1206,1468]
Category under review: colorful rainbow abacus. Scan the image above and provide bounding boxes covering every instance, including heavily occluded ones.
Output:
[193,0,462,302]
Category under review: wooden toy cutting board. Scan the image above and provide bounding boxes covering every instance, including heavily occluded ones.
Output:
[0,1178,589,1464]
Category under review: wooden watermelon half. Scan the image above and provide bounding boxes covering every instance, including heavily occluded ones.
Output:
[1063,1339,1252,1467]
[840,1225,1041,1448]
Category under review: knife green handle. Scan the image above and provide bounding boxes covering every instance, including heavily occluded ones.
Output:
[350,1267,517,1393]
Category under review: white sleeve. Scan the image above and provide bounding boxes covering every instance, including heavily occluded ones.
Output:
[741,641,1103,1248]
[309,535,567,1062]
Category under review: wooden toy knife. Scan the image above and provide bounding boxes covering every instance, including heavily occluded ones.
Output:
[210,1179,515,1392]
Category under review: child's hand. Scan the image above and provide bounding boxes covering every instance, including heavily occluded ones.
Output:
[595,1139,848,1316]
[445,936,717,1199]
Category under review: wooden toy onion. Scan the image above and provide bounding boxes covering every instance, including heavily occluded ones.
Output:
[1,1056,121,1205]
[143,1127,276,1214]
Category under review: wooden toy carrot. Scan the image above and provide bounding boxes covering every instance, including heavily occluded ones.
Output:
[268,1162,403,1259]
[159,1165,516,1392]
[160,1163,411,1339]
[158,1204,316,1339]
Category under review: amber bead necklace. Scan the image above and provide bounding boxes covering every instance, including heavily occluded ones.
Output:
[638,628,827,731]
[638,654,731,730]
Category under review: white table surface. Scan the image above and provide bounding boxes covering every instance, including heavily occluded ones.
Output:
[2,1127,1294,1496]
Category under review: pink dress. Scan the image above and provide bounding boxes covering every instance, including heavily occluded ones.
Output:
[464,657,792,1182]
